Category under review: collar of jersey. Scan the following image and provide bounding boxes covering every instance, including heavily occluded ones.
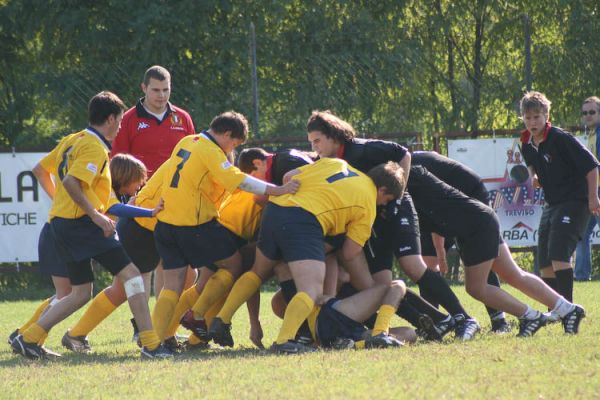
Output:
[199,130,227,155]
[85,127,112,151]
[135,98,173,123]
[520,122,552,145]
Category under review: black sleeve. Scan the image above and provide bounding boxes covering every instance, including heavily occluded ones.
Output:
[561,133,599,176]
[363,140,408,165]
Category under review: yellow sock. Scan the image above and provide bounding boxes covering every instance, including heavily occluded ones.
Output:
[217,271,262,324]
[191,269,234,319]
[38,332,49,346]
[354,340,366,349]
[70,290,117,337]
[139,330,160,351]
[276,292,314,345]
[18,297,52,333]
[205,291,228,327]
[22,323,47,344]
[164,286,200,339]
[151,289,179,341]
[372,304,395,336]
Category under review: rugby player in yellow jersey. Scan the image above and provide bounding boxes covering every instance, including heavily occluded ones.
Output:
[210,159,405,354]
[11,92,172,360]
[151,111,299,342]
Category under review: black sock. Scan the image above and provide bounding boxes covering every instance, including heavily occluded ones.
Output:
[542,277,558,292]
[555,269,574,302]
[418,274,440,309]
[403,289,447,323]
[396,299,423,328]
[279,279,297,303]
[417,268,470,318]
[484,271,502,318]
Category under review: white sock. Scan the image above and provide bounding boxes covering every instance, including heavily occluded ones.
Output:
[552,297,575,318]
[491,311,506,321]
[521,305,540,320]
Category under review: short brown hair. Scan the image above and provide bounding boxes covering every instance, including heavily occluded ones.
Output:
[238,147,270,173]
[110,154,147,193]
[367,162,405,198]
[210,111,249,141]
[583,96,600,110]
[88,91,126,125]
[306,110,356,143]
[143,65,171,86]
[520,91,551,116]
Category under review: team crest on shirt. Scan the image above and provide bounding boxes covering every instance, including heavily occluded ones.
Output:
[543,153,552,163]
[137,122,150,130]
[171,113,183,126]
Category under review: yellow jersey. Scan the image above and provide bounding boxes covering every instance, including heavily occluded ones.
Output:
[218,190,263,241]
[48,128,113,219]
[158,133,246,226]
[270,158,376,246]
[133,162,167,231]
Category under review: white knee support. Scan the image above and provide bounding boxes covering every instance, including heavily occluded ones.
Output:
[124,276,145,298]
[49,296,60,307]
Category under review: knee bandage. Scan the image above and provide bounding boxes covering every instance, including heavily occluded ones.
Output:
[124,276,145,298]
[49,296,60,307]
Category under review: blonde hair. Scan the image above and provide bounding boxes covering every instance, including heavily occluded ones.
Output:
[110,154,147,194]
[520,91,551,116]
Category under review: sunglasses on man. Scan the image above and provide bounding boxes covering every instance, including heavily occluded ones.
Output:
[582,110,597,116]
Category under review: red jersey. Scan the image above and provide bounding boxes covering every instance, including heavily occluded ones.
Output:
[111,99,195,177]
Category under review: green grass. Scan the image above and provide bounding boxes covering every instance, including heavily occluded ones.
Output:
[1,282,599,399]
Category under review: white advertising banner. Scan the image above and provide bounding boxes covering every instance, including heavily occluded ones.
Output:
[0,153,50,262]
[448,136,595,247]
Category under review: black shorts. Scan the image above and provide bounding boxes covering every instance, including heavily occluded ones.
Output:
[257,203,325,263]
[154,220,239,270]
[420,233,455,257]
[537,201,591,267]
[325,234,345,252]
[38,222,69,278]
[316,298,367,348]
[117,218,159,273]
[455,211,501,267]
[364,193,421,273]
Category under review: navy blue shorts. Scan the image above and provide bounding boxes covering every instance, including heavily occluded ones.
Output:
[38,222,68,278]
[316,298,367,347]
[51,216,126,263]
[50,216,131,285]
[117,218,159,274]
[257,203,325,263]
[537,201,591,267]
[154,220,239,270]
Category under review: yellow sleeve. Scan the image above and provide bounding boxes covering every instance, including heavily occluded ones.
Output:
[39,145,61,175]
[203,148,246,193]
[345,207,376,247]
[68,143,107,187]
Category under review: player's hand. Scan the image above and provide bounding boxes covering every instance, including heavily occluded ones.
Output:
[438,257,449,275]
[317,294,334,305]
[127,195,137,205]
[589,197,600,216]
[249,320,264,349]
[278,179,301,195]
[152,198,164,216]
[92,211,116,237]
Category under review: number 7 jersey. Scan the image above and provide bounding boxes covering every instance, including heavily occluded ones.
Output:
[158,132,247,226]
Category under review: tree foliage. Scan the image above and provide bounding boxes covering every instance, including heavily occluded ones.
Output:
[1,0,599,148]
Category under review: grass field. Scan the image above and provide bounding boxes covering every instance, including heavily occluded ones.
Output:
[1,282,599,399]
